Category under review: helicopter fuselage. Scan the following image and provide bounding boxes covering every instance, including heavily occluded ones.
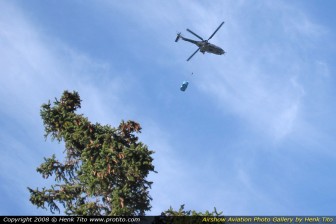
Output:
[180,36,224,55]
[175,21,225,61]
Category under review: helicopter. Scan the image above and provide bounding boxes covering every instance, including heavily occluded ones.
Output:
[175,21,225,61]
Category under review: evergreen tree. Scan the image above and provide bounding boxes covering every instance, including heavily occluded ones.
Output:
[28,91,156,216]
[155,205,223,224]
[162,204,222,216]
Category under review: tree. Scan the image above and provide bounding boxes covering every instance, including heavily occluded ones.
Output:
[162,204,223,216]
[154,205,223,224]
[28,91,156,215]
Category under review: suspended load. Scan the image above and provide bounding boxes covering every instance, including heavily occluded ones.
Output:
[180,81,189,91]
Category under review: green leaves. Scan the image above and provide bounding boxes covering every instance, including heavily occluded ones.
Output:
[28,90,156,216]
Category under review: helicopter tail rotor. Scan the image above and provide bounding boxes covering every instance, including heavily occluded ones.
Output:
[175,33,181,42]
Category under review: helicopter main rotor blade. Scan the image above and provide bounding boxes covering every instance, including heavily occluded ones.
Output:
[187,48,200,61]
[207,21,224,40]
[186,29,204,41]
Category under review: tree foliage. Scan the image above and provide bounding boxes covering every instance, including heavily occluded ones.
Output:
[162,204,222,216]
[153,205,223,224]
[28,91,156,215]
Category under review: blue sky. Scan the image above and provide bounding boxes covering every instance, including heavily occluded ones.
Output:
[1,0,336,215]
